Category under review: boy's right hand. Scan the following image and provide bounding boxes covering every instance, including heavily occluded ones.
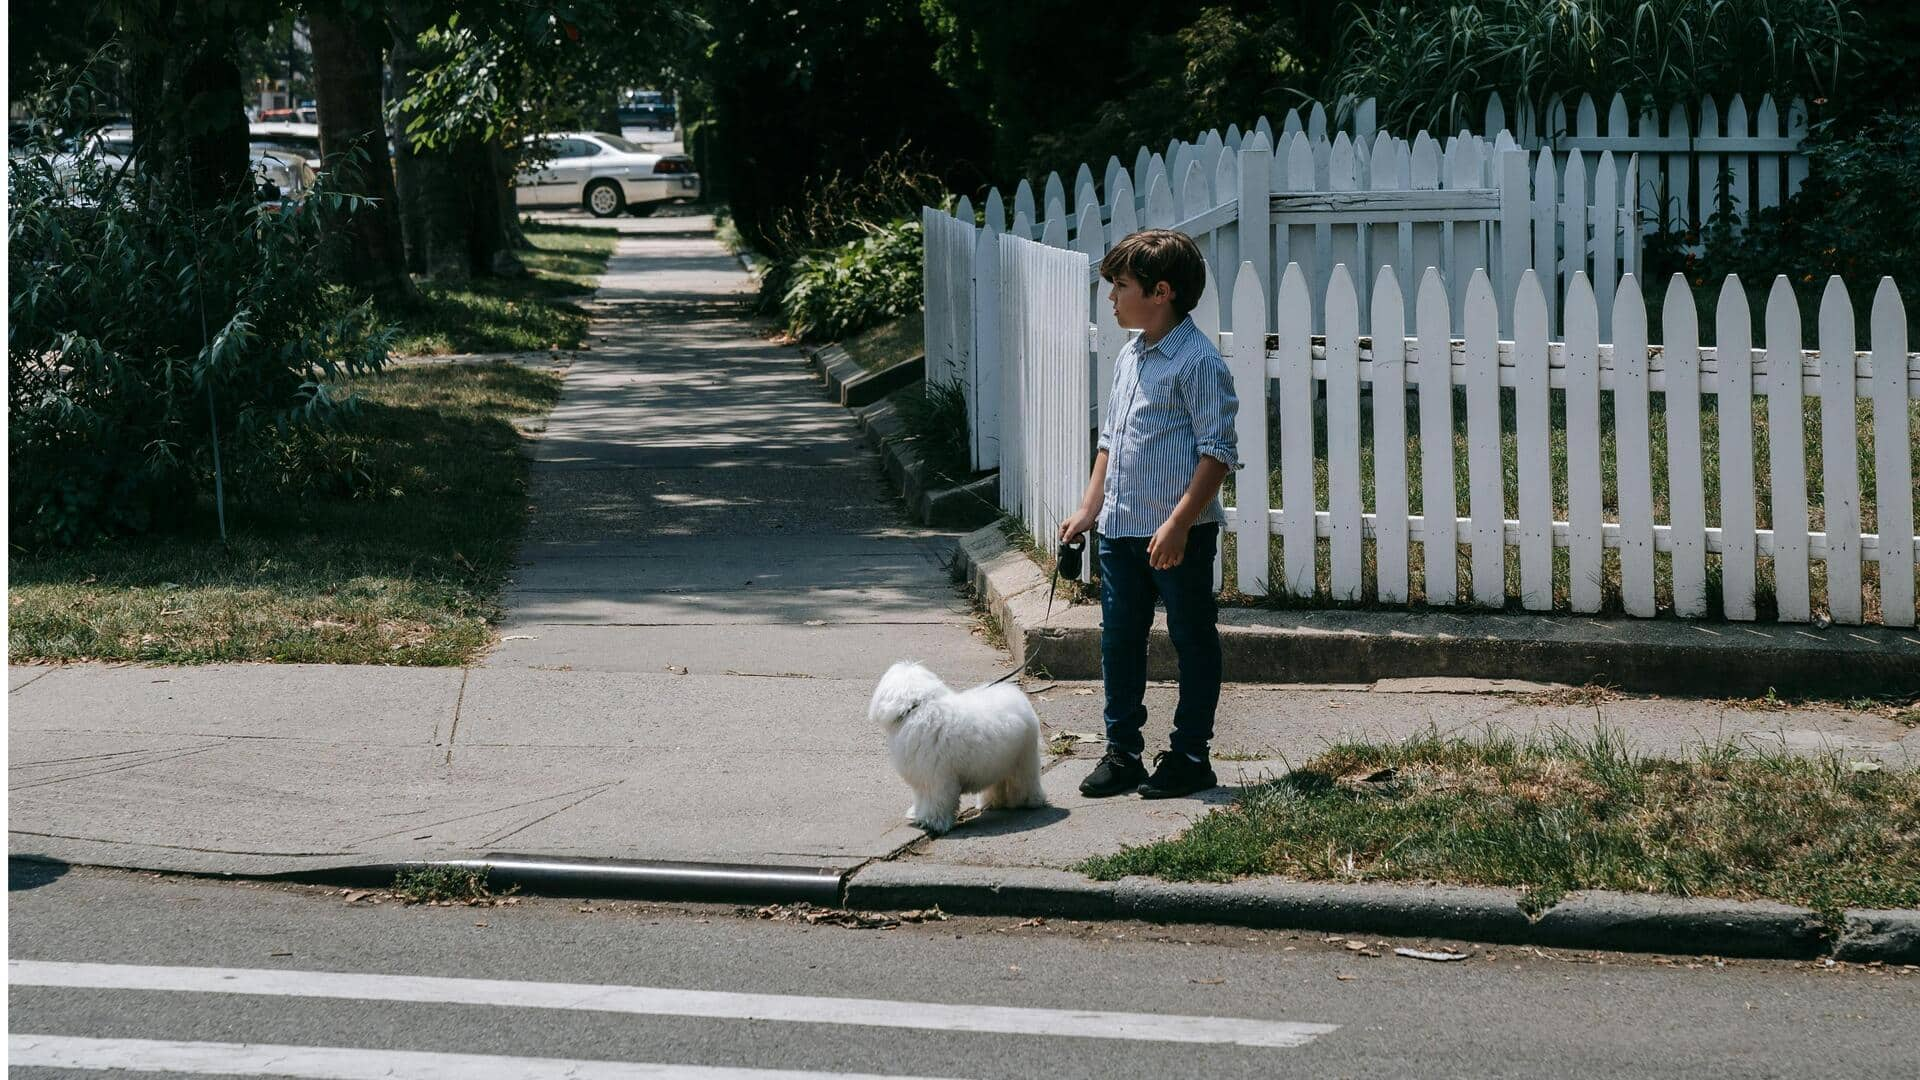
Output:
[1058,508,1098,544]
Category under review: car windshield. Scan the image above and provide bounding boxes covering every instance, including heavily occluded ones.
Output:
[589,133,649,154]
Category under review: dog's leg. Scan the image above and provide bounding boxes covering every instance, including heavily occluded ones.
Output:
[1011,736,1049,808]
[917,781,961,834]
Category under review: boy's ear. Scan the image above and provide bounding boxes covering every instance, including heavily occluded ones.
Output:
[1151,280,1174,304]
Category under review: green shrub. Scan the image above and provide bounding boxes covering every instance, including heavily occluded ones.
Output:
[889,377,976,484]
[1646,106,1920,316]
[779,219,924,342]
[8,79,394,549]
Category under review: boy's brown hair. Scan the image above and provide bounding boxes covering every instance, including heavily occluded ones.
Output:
[1098,229,1206,317]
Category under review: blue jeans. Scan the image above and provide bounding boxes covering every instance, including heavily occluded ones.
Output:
[1098,523,1221,760]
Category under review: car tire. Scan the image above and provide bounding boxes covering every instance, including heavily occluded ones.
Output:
[584,180,624,218]
[626,202,659,218]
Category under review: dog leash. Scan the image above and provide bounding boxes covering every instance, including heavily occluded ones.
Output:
[983,536,1081,688]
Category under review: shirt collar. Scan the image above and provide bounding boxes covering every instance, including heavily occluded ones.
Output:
[1139,315,1197,358]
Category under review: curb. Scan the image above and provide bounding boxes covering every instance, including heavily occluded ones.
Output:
[951,525,1920,696]
[849,399,999,529]
[843,862,1919,962]
[807,343,925,408]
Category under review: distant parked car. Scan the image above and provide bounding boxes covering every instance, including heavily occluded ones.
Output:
[20,124,314,208]
[259,107,320,124]
[515,131,700,218]
[248,122,323,169]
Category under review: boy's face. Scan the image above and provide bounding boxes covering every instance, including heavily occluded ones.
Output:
[1107,272,1171,331]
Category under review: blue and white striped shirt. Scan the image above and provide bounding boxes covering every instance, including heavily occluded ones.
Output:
[1095,315,1242,538]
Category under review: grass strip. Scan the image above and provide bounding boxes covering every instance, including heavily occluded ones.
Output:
[1077,727,1920,923]
[386,221,615,355]
[8,360,563,665]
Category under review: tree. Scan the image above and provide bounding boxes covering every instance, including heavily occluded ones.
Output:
[309,3,419,304]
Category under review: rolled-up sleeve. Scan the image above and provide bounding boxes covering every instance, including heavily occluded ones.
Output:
[1182,354,1241,470]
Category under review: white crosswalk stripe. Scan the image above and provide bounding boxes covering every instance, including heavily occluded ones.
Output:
[9,960,1340,1049]
[8,1034,966,1080]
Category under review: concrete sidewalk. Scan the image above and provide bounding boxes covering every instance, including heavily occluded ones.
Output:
[9,215,1007,878]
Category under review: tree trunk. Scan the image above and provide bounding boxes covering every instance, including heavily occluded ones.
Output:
[387,1,471,282]
[488,142,531,265]
[309,6,418,306]
[126,3,251,210]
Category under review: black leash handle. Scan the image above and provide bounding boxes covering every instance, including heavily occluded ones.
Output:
[985,536,1082,687]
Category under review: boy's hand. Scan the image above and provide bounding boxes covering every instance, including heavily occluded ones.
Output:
[1148,520,1189,569]
[1058,508,1098,544]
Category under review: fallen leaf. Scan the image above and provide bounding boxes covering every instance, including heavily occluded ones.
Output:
[342,890,371,904]
[665,665,689,675]
[1072,688,1095,696]
[501,634,538,641]
[1335,973,1355,981]
[473,921,489,928]
[1344,940,1370,952]
[1189,977,1226,985]
[1395,947,1469,962]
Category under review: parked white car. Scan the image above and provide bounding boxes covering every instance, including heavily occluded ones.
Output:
[515,131,701,218]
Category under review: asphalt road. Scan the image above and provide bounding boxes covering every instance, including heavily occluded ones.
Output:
[8,861,1916,1079]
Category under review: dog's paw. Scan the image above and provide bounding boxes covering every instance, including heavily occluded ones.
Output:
[909,816,953,835]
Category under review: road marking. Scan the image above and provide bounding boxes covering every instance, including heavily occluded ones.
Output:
[8,1034,963,1080]
[10,960,1336,1049]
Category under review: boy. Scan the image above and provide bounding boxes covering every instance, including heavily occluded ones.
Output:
[1057,229,1240,799]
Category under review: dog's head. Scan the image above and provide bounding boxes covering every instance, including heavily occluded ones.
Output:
[869,660,947,729]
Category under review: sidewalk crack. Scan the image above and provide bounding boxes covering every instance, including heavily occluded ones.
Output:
[443,667,471,766]
[8,669,56,695]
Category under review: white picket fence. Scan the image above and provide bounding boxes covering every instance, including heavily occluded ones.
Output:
[987,247,1919,625]
[927,128,1642,470]
[1424,90,1809,237]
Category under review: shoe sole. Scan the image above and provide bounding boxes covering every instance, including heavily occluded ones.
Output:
[1079,779,1145,799]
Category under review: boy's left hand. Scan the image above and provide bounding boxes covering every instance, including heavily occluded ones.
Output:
[1147,520,1189,569]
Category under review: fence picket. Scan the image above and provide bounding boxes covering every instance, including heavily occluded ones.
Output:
[1285,137,1320,333]
[1132,145,1152,204]
[1144,172,1173,229]
[1416,268,1457,605]
[1237,139,1270,325]
[1074,174,1099,223]
[1410,134,1443,329]
[1718,277,1759,620]
[1231,262,1271,596]
[1014,179,1036,237]
[1532,149,1557,338]
[954,194,973,224]
[1327,265,1363,600]
[1637,104,1661,225]
[1044,171,1066,222]
[1565,272,1603,613]
[972,225,1001,470]
[983,187,1006,234]
[1465,269,1504,606]
[1254,114,1274,148]
[1514,270,1552,609]
[1614,274,1655,615]
[1755,96,1782,214]
[1593,151,1617,340]
[1664,276,1707,616]
[1872,279,1915,626]
[1103,156,1124,207]
[1107,172,1137,244]
[1766,276,1811,621]
[1819,278,1863,623]
[1446,138,1481,328]
[1563,150,1589,334]
[1372,269,1411,603]
[1330,135,1362,325]
[1278,263,1317,597]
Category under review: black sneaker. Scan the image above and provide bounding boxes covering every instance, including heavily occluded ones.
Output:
[1137,751,1218,799]
[1079,748,1147,798]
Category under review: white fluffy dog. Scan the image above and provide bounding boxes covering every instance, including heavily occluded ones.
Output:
[870,660,1048,834]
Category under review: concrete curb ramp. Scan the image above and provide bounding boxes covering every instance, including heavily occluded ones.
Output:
[950,524,1920,696]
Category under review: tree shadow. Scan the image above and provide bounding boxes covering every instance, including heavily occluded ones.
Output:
[10,856,70,891]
